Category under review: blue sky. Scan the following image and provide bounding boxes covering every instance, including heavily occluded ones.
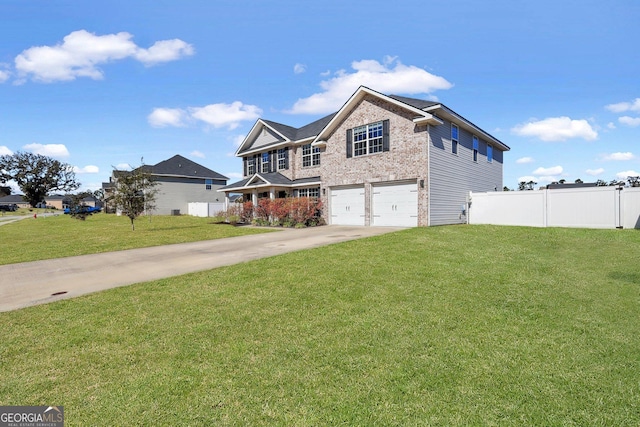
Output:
[1,0,638,192]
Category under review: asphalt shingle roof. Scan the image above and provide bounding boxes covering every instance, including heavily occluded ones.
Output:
[145,155,228,180]
[220,173,320,191]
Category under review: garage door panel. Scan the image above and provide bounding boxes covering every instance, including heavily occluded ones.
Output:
[331,187,365,225]
[372,182,418,227]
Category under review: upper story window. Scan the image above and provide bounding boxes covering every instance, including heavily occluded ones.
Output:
[247,157,255,175]
[302,144,320,167]
[473,136,479,162]
[277,148,288,170]
[346,119,389,158]
[261,152,270,173]
[205,179,213,190]
[451,124,459,155]
[487,145,493,163]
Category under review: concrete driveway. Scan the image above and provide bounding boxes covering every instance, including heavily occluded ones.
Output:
[0,225,402,312]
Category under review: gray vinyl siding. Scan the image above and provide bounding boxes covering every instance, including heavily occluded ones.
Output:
[428,119,503,226]
[248,127,284,150]
[151,176,226,215]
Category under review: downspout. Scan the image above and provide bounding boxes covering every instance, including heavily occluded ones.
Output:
[426,124,431,226]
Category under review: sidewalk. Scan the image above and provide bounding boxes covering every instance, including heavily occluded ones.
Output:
[0,225,402,312]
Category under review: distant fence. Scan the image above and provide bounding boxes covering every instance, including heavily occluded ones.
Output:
[188,202,226,217]
[469,186,640,229]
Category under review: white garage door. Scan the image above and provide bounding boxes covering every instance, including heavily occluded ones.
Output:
[372,182,418,227]
[330,186,365,225]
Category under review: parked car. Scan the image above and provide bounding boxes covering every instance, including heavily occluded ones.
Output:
[64,205,102,214]
[0,204,18,212]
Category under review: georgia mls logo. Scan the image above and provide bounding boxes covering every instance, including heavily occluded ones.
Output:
[0,405,64,427]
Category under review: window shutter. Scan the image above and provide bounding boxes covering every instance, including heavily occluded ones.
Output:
[293,189,299,197]
[346,129,353,158]
[382,119,390,152]
[284,147,290,169]
[243,157,247,177]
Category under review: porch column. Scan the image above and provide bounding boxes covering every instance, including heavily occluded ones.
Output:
[252,190,258,206]
[224,193,229,211]
[270,188,276,199]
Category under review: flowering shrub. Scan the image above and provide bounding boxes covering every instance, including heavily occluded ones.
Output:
[217,197,323,227]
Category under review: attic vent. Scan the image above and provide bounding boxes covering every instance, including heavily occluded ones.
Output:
[178,164,182,167]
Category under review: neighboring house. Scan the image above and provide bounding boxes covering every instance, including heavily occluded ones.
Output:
[219,86,510,227]
[103,155,228,216]
[0,194,30,209]
[41,195,97,210]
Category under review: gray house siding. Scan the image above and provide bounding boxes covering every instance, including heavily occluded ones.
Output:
[250,127,284,150]
[428,118,503,225]
[153,177,226,215]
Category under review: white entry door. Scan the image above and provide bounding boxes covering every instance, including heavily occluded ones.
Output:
[372,182,418,227]
[330,186,365,225]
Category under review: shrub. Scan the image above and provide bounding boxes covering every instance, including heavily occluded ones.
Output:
[213,198,323,227]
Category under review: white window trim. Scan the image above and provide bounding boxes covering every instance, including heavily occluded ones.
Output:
[353,121,383,157]
[451,123,459,155]
[302,144,320,168]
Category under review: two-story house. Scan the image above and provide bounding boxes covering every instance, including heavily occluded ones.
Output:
[103,154,228,215]
[219,86,509,227]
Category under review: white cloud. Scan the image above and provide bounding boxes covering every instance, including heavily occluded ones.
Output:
[190,150,205,158]
[23,143,69,158]
[0,68,9,83]
[607,122,616,129]
[602,152,635,161]
[189,102,262,130]
[516,157,534,164]
[149,102,261,130]
[512,117,598,142]
[537,175,561,184]
[606,98,640,113]
[533,165,563,175]
[619,116,640,127]
[586,168,605,176]
[14,30,193,83]
[293,63,306,74]
[616,170,640,180]
[73,165,99,174]
[0,146,13,156]
[148,108,189,127]
[134,39,194,65]
[287,57,453,114]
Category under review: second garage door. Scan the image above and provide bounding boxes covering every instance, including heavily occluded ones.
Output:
[372,182,418,227]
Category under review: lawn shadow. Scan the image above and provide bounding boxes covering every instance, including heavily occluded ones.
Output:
[609,271,640,285]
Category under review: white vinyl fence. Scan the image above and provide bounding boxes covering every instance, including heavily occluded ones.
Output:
[188,202,226,217]
[469,186,640,229]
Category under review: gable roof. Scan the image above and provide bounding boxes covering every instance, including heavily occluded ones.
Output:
[237,86,509,156]
[237,113,337,156]
[219,172,321,192]
[145,155,228,180]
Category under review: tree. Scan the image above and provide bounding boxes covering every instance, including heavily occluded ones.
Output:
[0,152,79,207]
[67,191,95,221]
[628,176,640,187]
[109,165,158,230]
[595,179,608,187]
[503,186,511,191]
[574,178,583,184]
[518,181,537,191]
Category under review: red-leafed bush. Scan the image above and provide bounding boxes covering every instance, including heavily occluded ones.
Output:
[215,197,323,227]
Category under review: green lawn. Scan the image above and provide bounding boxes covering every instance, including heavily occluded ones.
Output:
[1,225,639,425]
[0,213,272,265]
